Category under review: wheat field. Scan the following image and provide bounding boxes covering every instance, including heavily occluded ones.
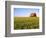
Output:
[14,17,39,30]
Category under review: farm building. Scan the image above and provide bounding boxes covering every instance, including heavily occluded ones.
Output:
[30,13,37,17]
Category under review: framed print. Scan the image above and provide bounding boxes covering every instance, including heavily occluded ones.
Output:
[5,1,45,37]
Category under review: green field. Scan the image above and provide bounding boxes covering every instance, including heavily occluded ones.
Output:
[14,17,39,30]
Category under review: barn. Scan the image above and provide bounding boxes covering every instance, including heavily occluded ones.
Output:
[30,13,37,17]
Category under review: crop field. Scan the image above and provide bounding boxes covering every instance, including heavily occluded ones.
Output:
[14,17,39,30]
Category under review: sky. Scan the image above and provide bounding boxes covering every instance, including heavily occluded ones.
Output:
[14,8,39,17]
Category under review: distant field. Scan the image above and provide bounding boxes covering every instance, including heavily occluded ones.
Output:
[14,17,39,30]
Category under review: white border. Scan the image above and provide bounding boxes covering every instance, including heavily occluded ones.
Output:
[11,5,42,34]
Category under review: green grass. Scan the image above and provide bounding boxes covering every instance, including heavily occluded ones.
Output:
[14,17,39,30]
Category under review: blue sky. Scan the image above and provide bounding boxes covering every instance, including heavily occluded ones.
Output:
[14,8,39,17]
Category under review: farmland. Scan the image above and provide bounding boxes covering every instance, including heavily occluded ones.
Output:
[14,17,39,30]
